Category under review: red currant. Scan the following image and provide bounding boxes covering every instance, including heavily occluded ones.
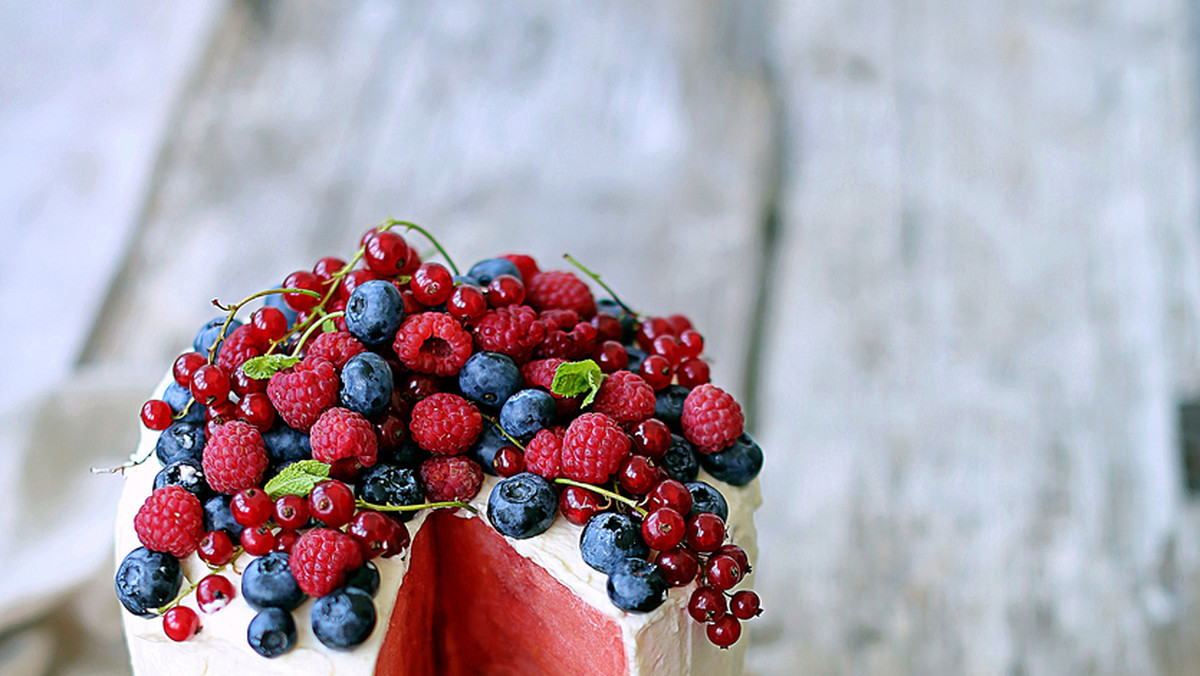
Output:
[686,513,726,553]
[313,256,347,284]
[349,510,406,559]
[729,590,761,619]
[328,457,365,483]
[196,574,235,614]
[655,547,699,587]
[273,529,299,554]
[403,373,443,401]
[231,488,273,527]
[382,518,412,557]
[704,553,743,591]
[190,365,230,406]
[141,400,173,430]
[273,494,310,530]
[647,479,692,514]
[678,329,704,358]
[642,508,686,551]
[636,317,674,350]
[447,285,488,323]
[250,307,288,342]
[283,271,323,311]
[400,289,426,315]
[677,358,710,389]
[309,480,356,528]
[411,262,454,306]
[231,365,268,396]
[237,392,275,431]
[374,413,407,454]
[172,351,207,387]
[364,231,413,277]
[240,524,275,556]
[559,486,605,526]
[594,340,629,373]
[617,455,658,495]
[687,586,727,623]
[570,322,598,355]
[398,247,422,277]
[197,531,234,567]
[632,419,670,459]
[591,313,624,342]
[205,399,238,428]
[717,544,750,574]
[486,274,525,308]
[706,615,741,648]
[337,269,380,302]
[666,314,693,334]
[651,335,683,366]
[638,354,674,390]
[162,606,200,642]
[493,446,525,478]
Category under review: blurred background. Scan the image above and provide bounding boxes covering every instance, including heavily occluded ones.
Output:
[3,0,1200,674]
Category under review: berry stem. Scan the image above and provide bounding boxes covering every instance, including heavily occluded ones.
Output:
[357,499,479,515]
[384,218,461,275]
[479,414,526,450]
[562,253,638,317]
[207,287,321,362]
[288,311,346,357]
[553,478,647,516]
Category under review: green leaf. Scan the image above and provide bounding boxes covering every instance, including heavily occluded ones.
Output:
[240,354,301,380]
[263,460,330,499]
[551,359,606,408]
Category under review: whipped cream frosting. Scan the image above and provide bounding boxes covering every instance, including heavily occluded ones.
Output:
[117,375,759,676]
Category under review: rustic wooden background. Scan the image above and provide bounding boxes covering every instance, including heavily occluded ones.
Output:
[5,0,1200,674]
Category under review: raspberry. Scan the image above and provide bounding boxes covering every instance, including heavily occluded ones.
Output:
[521,358,579,416]
[524,426,565,479]
[217,324,269,373]
[310,407,378,467]
[393,312,473,376]
[267,357,339,431]
[560,413,631,484]
[305,331,366,370]
[409,393,481,455]
[202,420,269,494]
[501,254,540,284]
[134,486,205,557]
[473,305,546,364]
[538,309,580,333]
[289,528,365,597]
[681,384,744,453]
[419,456,484,502]
[592,371,656,428]
[527,271,596,319]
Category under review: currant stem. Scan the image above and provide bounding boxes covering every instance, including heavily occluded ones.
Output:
[554,478,647,516]
[289,311,345,357]
[480,414,526,450]
[155,548,243,615]
[207,287,320,362]
[384,219,461,275]
[562,254,637,317]
[357,499,478,515]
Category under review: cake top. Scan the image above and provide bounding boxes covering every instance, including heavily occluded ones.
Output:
[109,220,765,659]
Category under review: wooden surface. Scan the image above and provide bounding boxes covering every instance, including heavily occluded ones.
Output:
[7,1,1200,674]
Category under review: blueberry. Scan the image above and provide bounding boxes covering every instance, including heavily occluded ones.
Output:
[654,385,689,432]
[499,389,556,441]
[194,317,242,354]
[466,258,521,287]
[379,438,427,469]
[247,607,297,658]
[264,287,299,326]
[344,561,380,596]
[242,552,305,611]
[115,547,182,617]
[459,352,522,411]
[579,512,649,574]
[625,346,648,373]
[345,280,404,347]
[468,423,509,475]
[685,481,729,521]
[312,587,376,650]
[162,382,204,424]
[339,352,394,416]
[262,420,312,467]
[203,494,244,539]
[697,433,763,486]
[487,473,558,539]
[356,465,423,522]
[606,557,668,612]
[155,421,206,466]
[154,459,211,500]
[660,434,699,483]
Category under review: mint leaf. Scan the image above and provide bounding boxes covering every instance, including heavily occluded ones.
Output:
[551,359,606,408]
[263,460,330,499]
[241,354,300,380]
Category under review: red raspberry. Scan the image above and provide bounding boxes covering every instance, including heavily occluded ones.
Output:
[202,421,269,493]
[289,528,365,597]
[592,371,656,428]
[134,486,205,557]
[527,271,596,319]
[473,305,546,364]
[217,324,269,373]
[393,312,474,376]
[419,456,484,502]
[538,309,580,333]
[501,254,540,284]
[681,384,745,453]
[560,413,631,484]
[266,357,339,431]
[409,393,481,455]
[524,426,565,479]
[521,358,580,416]
[310,407,379,467]
[304,331,366,370]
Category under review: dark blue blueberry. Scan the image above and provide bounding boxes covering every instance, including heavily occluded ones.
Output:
[660,434,699,483]
[193,317,242,354]
[597,299,637,343]
[154,459,211,500]
[242,552,306,611]
[685,481,729,521]
[606,557,668,612]
[339,352,394,416]
[262,420,312,467]
[579,512,649,574]
[379,438,427,469]
[466,258,521,287]
[162,382,204,424]
[263,287,300,326]
[468,423,509,475]
[312,587,376,650]
[697,433,763,486]
[203,494,244,539]
[654,385,689,432]
[247,607,297,658]
[155,421,206,466]
[344,561,380,596]
[345,280,404,347]
[487,473,558,539]
[625,346,648,373]
[499,389,556,441]
[115,547,182,617]
[459,352,522,411]
[356,465,423,522]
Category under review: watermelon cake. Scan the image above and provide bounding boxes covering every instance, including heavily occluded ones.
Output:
[109,222,765,675]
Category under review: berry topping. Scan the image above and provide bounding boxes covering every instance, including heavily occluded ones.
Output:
[523,426,565,479]
[273,494,310,531]
[242,552,305,611]
[248,607,297,658]
[458,351,522,410]
[492,445,525,478]
[687,481,729,520]
[499,254,540,284]
[189,364,230,406]
[499,389,557,441]
[696,433,764,486]
[231,487,273,528]
[348,510,410,559]
[527,270,597,318]
[310,407,378,468]
[345,561,381,596]
[409,393,482,455]
[655,547,699,587]
[660,433,700,483]
[356,465,424,519]
[560,413,631,485]
[163,606,200,642]
[466,258,522,286]
[559,485,605,526]
[420,455,484,502]
[134,486,205,557]
[115,547,182,617]
[346,280,405,347]
[267,357,339,431]
[592,371,656,429]
[364,231,413,276]
[641,507,686,551]
[290,528,365,597]
[153,459,210,501]
[706,615,741,649]
[202,421,269,494]
[606,557,668,612]
[312,587,376,649]
[197,574,235,613]
[580,512,649,575]
[308,480,357,529]
[681,384,745,453]
[412,262,455,306]
[487,473,558,539]
[647,479,693,516]
[617,455,658,496]
[197,531,235,567]
[393,312,474,376]
[730,590,762,620]
[306,331,367,370]
[141,399,173,431]
[339,352,394,417]
[704,553,744,591]
[686,513,726,553]
[473,305,545,363]
[689,586,728,624]
[240,524,276,556]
